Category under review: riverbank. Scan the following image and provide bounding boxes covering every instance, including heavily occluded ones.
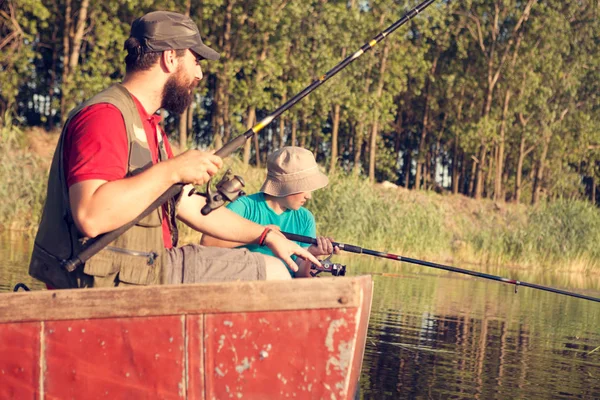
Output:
[2,129,600,274]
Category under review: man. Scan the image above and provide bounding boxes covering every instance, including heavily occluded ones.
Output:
[201,147,339,277]
[29,11,319,289]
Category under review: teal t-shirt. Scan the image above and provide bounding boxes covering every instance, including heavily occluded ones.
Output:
[226,193,316,274]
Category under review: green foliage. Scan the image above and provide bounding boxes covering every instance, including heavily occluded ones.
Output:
[1,0,598,211]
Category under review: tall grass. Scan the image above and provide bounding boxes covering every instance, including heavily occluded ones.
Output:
[2,145,600,273]
[466,200,600,271]
[307,173,450,259]
[0,142,48,231]
[0,123,48,232]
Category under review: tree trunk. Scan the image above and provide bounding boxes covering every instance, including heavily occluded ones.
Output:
[213,0,234,148]
[495,89,511,201]
[515,134,527,204]
[243,106,256,164]
[353,121,364,176]
[532,132,550,206]
[415,57,437,190]
[329,103,341,174]
[278,94,286,148]
[187,103,193,131]
[329,48,346,174]
[177,1,192,151]
[60,0,90,123]
[291,119,297,146]
[242,33,269,165]
[254,125,261,168]
[68,0,89,72]
[59,0,72,123]
[369,38,391,183]
[472,0,534,199]
[212,79,224,149]
[469,158,477,196]
[403,150,411,188]
[179,108,188,150]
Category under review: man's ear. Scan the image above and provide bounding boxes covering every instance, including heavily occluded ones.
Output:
[161,49,179,73]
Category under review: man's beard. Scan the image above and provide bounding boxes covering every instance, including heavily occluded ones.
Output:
[161,70,194,115]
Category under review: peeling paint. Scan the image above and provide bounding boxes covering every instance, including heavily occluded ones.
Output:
[277,373,288,384]
[258,318,270,325]
[259,350,268,360]
[223,320,233,327]
[235,357,252,374]
[217,334,226,353]
[325,319,347,352]
[215,366,226,377]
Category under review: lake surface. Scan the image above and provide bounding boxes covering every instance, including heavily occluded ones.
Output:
[1,232,599,399]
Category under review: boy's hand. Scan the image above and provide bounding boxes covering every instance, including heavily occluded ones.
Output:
[264,230,321,272]
[308,236,340,257]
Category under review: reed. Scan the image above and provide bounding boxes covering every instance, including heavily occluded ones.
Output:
[2,144,600,273]
[0,139,48,232]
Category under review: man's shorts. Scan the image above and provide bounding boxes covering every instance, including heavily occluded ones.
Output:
[163,244,267,284]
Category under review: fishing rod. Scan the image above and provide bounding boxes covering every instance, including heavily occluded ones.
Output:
[282,232,600,303]
[62,0,437,272]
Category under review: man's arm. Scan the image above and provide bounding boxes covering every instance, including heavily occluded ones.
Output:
[177,188,320,270]
[69,150,222,238]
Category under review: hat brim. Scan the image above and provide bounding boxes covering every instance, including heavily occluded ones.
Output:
[260,171,329,197]
[192,43,220,60]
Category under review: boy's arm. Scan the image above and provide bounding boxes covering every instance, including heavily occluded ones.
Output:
[200,234,243,248]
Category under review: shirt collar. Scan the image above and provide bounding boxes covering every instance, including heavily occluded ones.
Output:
[130,93,163,125]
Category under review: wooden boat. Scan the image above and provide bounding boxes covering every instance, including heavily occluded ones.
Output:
[0,275,372,399]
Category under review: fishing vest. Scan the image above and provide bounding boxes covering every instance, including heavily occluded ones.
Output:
[29,84,178,289]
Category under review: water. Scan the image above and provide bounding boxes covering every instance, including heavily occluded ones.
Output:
[1,232,599,398]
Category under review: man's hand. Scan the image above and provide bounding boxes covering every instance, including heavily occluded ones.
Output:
[168,149,223,186]
[308,236,340,258]
[264,230,321,272]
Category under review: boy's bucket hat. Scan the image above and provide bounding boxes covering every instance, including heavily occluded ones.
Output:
[260,147,329,197]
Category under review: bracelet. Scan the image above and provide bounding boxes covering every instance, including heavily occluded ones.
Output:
[258,228,271,246]
[258,228,272,246]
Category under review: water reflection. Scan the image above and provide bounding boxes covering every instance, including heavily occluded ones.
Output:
[1,233,599,398]
[353,262,600,399]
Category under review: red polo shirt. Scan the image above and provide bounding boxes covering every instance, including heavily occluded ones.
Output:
[63,94,175,248]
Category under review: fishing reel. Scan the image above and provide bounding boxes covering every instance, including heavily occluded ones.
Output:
[310,253,346,277]
[189,169,246,215]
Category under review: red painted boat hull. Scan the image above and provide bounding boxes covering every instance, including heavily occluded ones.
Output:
[0,276,372,399]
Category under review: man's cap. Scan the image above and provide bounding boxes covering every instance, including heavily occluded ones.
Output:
[260,147,329,197]
[129,11,220,60]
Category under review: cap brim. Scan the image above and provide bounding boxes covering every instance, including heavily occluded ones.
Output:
[193,43,220,60]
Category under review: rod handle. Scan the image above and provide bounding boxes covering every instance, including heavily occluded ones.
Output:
[339,243,362,254]
[281,232,363,254]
